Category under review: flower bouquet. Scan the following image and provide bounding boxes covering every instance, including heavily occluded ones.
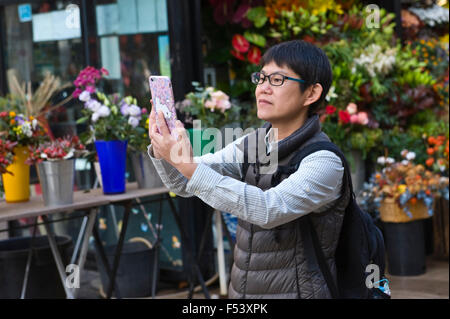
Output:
[74,66,143,194]
[360,150,449,223]
[176,82,241,155]
[26,136,86,206]
[0,111,48,202]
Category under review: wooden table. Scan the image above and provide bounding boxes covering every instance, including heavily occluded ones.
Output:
[0,182,212,299]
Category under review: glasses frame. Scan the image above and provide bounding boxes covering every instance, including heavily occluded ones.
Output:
[251,72,305,86]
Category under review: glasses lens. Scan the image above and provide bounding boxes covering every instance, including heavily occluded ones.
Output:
[270,74,284,86]
[251,72,262,84]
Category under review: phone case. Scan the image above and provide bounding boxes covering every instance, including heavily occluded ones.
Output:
[149,76,178,136]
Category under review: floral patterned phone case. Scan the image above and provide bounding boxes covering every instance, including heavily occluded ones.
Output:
[149,76,178,137]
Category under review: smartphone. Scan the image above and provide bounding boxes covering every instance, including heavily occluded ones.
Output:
[149,76,178,137]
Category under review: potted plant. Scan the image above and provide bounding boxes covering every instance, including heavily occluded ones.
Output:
[0,111,47,202]
[75,67,141,194]
[128,107,164,189]
[176,82,240,156]
[26,136,86,206]
[360,150,449,276]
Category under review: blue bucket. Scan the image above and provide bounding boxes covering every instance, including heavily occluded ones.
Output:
[95,140,128,194]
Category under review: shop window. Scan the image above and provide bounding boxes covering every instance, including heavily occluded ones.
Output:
[95,0,171,109]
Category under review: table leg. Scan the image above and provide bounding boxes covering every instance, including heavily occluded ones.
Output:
[72,208,98,299]
[20,216,38,299]
[41,215,75,299]
[151,199,163,298]
[106,200,131,299]
[92,222,121,298]
[165,194,210,299]
[71,215,88,265]
[215,210,227,297]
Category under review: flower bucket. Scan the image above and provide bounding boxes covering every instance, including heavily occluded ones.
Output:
[37,159,75,206]
[379,197,430,223]
[94,140,128,194]
[130,152,164,189]
[1,146,30,203]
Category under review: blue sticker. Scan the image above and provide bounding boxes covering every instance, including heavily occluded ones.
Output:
[140,223,149,232]
[18,4,32,22]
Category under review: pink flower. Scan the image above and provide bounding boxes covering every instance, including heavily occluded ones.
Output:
[100,67,109,76]
[357,112,369,125]
[346,103,357,115]
[72,88,82,98]
[85,86,96,93]
[350,114,360,124]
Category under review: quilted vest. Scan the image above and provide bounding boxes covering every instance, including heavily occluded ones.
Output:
[228,115,351,299]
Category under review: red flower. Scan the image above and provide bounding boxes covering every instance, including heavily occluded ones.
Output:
[338,110,351,124]
[0,111,7,117]
[232,34,250,53]
[247,46,262,65]
[230,49,245,61]
[325,105,336,114]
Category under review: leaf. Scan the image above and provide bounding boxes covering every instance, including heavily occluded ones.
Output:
[246,7,267,28]
[76,116,89,124]
[243,31,266,47]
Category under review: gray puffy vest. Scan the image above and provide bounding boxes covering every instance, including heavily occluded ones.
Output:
[228,115,351,299]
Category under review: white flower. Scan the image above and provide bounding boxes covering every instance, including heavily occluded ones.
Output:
[128,104,141,117]
[86,100,101,112]
[32,119,38,130]
[406,152,416,161]
[21,122,33,137]
[91,112,100,122]
[79,91,91,102]
[386,157,395,164]
[326,86,338,102]
[402,160,410,166]
[377,156,386,165]
[401,149,409,157]
[128,116,139,128]
[97,105,110,118]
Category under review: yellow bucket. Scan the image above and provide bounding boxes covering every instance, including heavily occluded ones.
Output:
[1,146,30,203]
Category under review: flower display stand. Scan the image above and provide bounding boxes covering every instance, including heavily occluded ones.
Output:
[380,198,430,276]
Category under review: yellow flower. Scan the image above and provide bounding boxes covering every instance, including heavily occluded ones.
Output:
[29,116,34,120]
[397,184,407,194]
[9,111,16,117]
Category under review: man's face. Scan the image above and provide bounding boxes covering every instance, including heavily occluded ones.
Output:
[255,61,307,124]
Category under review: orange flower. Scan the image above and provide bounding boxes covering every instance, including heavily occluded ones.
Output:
[10,119,15,125]
[428,136,436,145]
[427,147,435,155]
[426,158,435,167]
[425,189,431,196]
[409,197,417,205]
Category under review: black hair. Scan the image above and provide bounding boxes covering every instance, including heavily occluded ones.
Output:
[260,40,333,117]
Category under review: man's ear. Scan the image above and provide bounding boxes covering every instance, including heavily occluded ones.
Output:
[303,83,323,107]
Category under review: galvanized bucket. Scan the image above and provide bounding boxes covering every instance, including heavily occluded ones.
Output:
[130,152,164,189]
[37,159,75,206]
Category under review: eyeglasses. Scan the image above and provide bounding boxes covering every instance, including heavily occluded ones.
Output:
[251,72,305,86]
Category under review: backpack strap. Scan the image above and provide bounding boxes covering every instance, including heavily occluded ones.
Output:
[290,141,355,299]
[241,136,249,182]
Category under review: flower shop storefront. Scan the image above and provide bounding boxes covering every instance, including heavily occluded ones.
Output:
[0,0,449,299]
[0,0,218,299]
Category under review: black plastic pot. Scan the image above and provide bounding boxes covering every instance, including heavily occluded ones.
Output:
[95,241,159,298]
[0,235,73,298]
[383,220,426,276]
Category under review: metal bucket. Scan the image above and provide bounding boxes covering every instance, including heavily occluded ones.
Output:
[37,159,75,206]
[130,152,164,189]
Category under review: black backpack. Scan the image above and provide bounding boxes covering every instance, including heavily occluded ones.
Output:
[244,140,391,299]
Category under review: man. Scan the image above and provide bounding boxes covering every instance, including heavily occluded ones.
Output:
[148,40,350,299]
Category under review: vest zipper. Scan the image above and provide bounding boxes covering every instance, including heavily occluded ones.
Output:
[242,223,254,299]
